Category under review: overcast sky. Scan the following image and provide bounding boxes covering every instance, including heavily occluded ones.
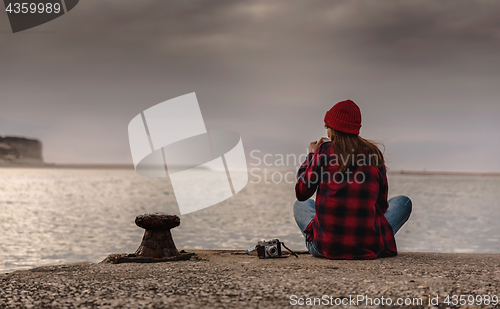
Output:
[1,0,499,172]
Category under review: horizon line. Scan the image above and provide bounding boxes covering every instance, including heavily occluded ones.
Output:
[0,163,499,177]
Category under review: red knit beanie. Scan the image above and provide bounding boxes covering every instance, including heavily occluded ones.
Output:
[324,100,362,135]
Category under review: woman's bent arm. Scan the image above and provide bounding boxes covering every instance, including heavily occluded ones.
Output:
[295,152,321,201]
[377,166,390,213]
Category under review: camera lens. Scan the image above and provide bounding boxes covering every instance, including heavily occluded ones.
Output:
[266,245,278,257]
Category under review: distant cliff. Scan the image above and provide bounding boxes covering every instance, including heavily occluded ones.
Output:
[0,136,44,166]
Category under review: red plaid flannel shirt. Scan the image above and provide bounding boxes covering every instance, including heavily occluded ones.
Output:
[295,141,397,260]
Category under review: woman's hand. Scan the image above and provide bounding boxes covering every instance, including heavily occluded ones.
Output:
[308,141,319,153]
[308,137,330,153]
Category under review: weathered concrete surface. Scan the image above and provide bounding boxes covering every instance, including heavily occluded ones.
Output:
[1,252,499,308]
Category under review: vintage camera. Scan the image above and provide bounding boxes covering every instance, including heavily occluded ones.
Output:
[257,239,282,259]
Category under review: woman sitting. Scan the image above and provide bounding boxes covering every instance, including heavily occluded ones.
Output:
[294,99,412,259]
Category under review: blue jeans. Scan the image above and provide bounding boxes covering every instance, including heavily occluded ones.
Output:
[293,195,412,257]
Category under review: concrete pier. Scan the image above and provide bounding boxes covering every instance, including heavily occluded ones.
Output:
[1,251,499,308]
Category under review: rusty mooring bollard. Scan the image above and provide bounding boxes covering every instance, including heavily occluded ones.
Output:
[100,212,194,264]
[134,213,180,258]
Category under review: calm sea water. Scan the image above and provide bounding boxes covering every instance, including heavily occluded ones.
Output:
[1,168,499,273]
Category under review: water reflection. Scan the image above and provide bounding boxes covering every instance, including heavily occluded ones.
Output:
[1,168,499,273]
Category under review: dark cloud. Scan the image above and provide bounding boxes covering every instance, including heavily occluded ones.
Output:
[1,0,499,171]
